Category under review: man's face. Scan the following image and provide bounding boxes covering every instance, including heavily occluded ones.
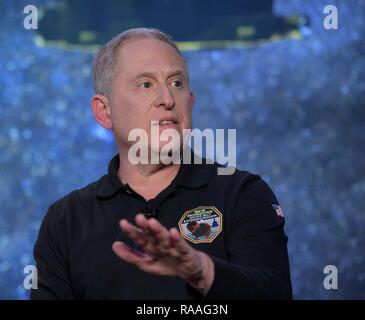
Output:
[108,38,195,158]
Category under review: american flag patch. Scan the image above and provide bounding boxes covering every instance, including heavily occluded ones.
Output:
[272,204,284,218]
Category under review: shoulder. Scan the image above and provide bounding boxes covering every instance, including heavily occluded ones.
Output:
[210,162,262,192]
[46,175,106,220]
[209,162,280,209]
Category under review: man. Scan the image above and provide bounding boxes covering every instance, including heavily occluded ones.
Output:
[31,28,292,299]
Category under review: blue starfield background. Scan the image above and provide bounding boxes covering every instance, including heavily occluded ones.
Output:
[0,0,364,299]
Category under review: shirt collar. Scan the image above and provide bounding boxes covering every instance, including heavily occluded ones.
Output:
[95,150,217,198]
[95,154,124,198]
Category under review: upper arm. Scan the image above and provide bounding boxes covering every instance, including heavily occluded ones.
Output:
[228,178,291,277]
[30,205,75,300]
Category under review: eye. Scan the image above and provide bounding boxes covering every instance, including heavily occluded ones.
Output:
[139,81,152,89]
[172,80,183,88]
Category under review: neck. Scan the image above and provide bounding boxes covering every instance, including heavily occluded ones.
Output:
[118,148,181,201]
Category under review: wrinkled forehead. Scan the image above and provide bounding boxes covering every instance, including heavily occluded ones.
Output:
[115,38,189,79]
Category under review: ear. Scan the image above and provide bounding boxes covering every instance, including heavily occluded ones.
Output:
[91,94,112,130]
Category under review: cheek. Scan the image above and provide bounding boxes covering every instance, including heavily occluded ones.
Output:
[111,94,132,122]
[111,102,151,139]
[180,97,193,125]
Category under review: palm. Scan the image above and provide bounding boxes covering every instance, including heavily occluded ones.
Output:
[112,214,201,280]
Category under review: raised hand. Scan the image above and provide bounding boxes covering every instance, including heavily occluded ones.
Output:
[112,213,214,294]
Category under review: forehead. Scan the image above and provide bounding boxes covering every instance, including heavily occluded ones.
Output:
[115,38,187,77]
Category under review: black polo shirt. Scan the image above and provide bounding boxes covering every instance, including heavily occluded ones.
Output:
[31,153,292,300]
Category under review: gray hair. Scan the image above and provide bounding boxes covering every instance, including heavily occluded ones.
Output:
[92,28,183,98]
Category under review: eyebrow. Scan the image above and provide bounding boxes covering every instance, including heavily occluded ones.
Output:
[133,69,188,81]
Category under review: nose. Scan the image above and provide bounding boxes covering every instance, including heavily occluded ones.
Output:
[155,84,175,110]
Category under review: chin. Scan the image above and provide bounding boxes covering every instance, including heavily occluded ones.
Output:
[152,141,183,165]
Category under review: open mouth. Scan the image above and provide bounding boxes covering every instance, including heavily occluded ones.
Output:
[159,120,178,125]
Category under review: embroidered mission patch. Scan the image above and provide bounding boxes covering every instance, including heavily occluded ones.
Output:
[178,206,222,244]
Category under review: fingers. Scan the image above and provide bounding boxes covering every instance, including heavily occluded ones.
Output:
[112,241,175,277]
[112,241,152,267]
[169,228,191,257]
[134,214,173,251]
[134,215,160,246]
[118,219,149,249]
[114,219,202,280]
[118,214,192,259]
[119,215,170,256]
[141,216,172,249]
